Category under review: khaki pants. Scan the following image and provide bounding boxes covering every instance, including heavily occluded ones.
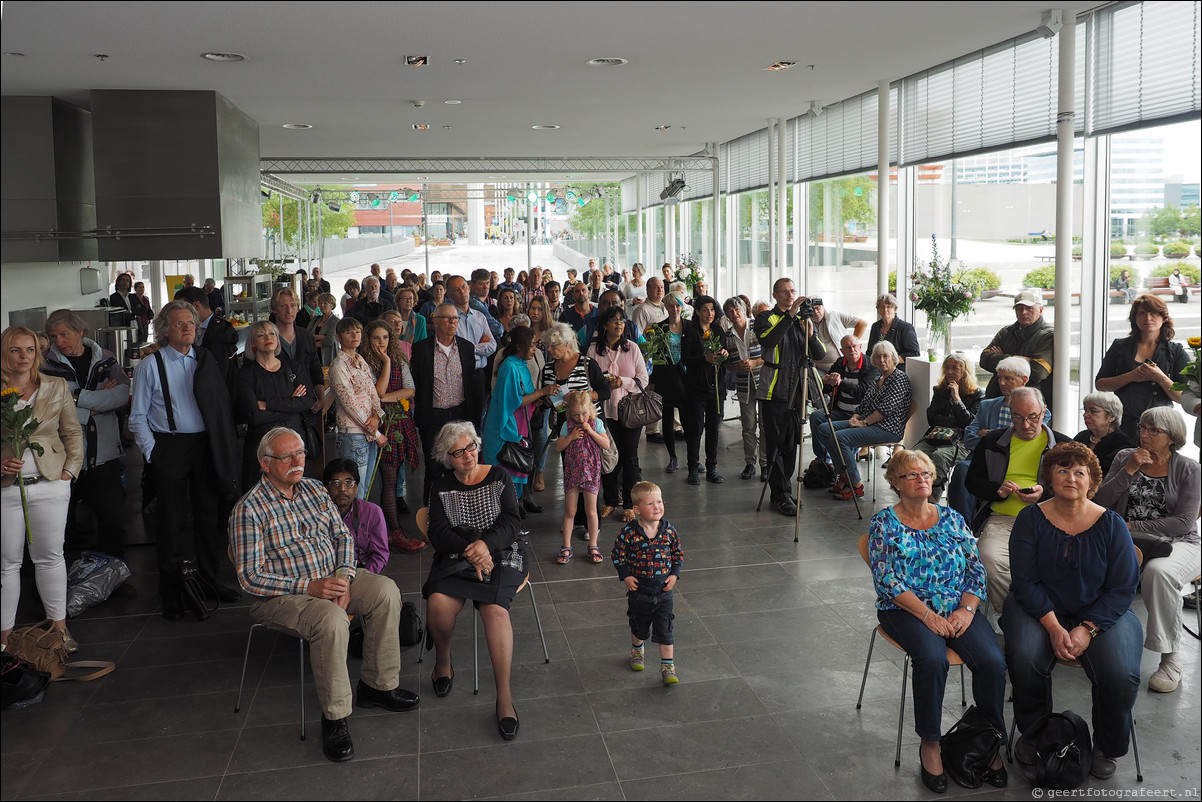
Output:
[977,514,1017,616]
[250,571,401,720]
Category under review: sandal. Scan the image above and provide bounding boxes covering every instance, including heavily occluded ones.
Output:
[556,547,572,565]
[622,509,638,523]
[833,483,865,500]
[587,546,605,564]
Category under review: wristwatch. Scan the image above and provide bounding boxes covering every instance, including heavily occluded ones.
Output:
[960,604,975,614]
[1086,624,1100,638]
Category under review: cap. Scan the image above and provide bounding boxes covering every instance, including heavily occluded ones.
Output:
[1013,290,1041,307]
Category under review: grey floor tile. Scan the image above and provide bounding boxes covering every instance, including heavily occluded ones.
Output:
[589,676,768,732]
[419,733,616,800]
[620,759,836,801]
[217,758,418,801]
[420,693,598,753]
[478,781,625,801]
[25,777,225,801]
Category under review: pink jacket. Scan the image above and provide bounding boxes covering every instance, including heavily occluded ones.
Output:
[586,342,650,421]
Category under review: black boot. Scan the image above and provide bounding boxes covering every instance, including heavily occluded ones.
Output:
[321,715,354,762]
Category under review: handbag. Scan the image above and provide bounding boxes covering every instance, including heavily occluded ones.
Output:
[2,650,50,709]
[6,620,116,683]
[940,705,1003,789]
[1014,710,1092,789]
[924,426,958,443]
[617,377,663,429]
[179,560,218,621]
[497,437,534,474]
[399,600,424,648]
[599,421,619,473]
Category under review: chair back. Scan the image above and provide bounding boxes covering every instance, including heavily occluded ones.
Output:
[416,507,429,538]
[857,533,871,567]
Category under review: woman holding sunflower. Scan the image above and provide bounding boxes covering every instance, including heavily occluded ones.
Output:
[681,295,729,486]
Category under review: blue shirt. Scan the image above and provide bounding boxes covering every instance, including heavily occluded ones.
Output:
[469,296,505,341]
[129,345,207,461]
[869,505,987,616]
[454,306,498,368]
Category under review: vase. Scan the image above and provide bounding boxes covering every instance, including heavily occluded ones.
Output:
[926,314,952,361]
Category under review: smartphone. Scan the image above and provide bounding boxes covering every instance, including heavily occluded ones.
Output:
[1017,487,1035,494]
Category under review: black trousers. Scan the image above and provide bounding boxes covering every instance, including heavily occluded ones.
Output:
[149,432,222,597]
[685,392,722,470]
[661,398,694,462]
[601,417,644,510]
[68,459,127,557]
[421,404,466,505]
[760,399,800,504]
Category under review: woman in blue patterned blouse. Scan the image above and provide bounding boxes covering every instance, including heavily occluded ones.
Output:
[869,449,1008,793]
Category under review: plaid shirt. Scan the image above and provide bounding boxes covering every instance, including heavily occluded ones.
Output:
[230,477,356,598]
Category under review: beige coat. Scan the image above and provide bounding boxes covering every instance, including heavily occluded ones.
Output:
[1,376,84,486]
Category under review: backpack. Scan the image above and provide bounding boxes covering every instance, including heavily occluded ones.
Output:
[802,458,836,489]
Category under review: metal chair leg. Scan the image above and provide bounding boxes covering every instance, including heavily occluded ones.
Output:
[527,581,550,664]
[856,629,878,709]
[473,607,480,695]
[234,623,263,714]
[960,664,966,706]
[1131,717,1142,782]
[298,638,306,741]
[896,655,910,767]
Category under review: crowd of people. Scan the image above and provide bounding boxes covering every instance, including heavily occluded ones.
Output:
[1,257,1197,775]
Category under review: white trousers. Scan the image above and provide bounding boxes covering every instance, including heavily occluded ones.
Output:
[2,479,72,630]
[1142,539,1201,654]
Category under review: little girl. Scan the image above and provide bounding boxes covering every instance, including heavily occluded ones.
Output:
[555,390,611,564]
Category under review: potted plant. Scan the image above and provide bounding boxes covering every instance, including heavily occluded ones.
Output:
[910,236,980,360]
[1110,241,1128,259]
[1134,242,1159,259]
[1163,240,1192,259]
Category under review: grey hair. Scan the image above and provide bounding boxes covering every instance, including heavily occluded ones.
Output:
[668,281,687,295]
[511,313,531,328]
[256,426,303,463]
[876,294,899,309]
[1082,391,1123,431]
[45,308,88,335]
[432,421,482,468]
[840,333,861,348]
[153,301,200,348]
[1140,406,1186,450]
[722,296,747,317]
[204,278,216,289]
[995,356,1031,379]
[545,322,580,355]
[869,340,899,366]
[1009,386,1045,410]
[245,320,282,357]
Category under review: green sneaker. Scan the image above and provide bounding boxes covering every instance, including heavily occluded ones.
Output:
[661,663,678,684]
[629,648,645,671]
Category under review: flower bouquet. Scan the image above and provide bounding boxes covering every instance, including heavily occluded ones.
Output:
[674,254,706,295]
[910,235,981,359]
[639,324,673,366]
[1,387,43,544]
[701,329,729,408]
[1170,337,1201,396]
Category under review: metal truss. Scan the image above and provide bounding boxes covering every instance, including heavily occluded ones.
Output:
[260,173,311,201]
[260,156,716,175]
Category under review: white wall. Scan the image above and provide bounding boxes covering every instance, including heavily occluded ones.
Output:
[1,261,109,329]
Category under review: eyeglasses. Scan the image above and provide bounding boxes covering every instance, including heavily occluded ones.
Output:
[1012,413,1044,425]
[432,315,459,322]
[1137,424,1166,436]
[169,320,197,329]
[449,442,478,459]
[1083,406,1108,416]
[264,450,306,462]
[901,471,934,482]
[325,478,358,489]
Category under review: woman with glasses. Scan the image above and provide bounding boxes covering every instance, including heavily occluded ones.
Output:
[1071,391,1134,475]
[868,449,1008,793]
[1095,407,1200,695]
[423,421,524,740]
[1094,294,1188,440]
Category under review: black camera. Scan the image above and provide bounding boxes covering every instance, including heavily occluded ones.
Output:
[798,297,823,320]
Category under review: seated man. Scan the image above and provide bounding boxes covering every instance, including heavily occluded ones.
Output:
[964,387,1069,616]
[809,334,879,469]
[323,458,389,575]
[230,427,419,763]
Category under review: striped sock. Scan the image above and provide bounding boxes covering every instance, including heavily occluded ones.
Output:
[661,658,673,666]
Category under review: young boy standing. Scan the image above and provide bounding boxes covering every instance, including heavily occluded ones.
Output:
[611,481,684,684]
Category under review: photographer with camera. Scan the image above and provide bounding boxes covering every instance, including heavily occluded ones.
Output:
[754,279,827,516]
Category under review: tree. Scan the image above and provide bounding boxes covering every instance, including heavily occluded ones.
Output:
[567,184,621,239]
[1141,205,1184,240]
[262,196,357,251]
[808,175,877,237]
[1183,204,1200,238]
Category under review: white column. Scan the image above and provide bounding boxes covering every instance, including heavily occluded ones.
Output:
[877,80,891,298]
[777,119,788,273]
[766,119,776,270]
[467,182,485,245]
[1052,10,1076,431]
[636,174,645,264]
[711,144,723,299]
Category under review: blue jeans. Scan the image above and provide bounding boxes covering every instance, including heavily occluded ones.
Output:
[812,419,896,485]
[879,608,1008,743]
[1002,595,1142,759]
[808,408,852,461]
[336,432,378,500]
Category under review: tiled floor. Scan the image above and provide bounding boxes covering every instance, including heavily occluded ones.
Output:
[2,430,1199,800]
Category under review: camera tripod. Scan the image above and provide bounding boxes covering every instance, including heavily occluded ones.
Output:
[755,322,863,538]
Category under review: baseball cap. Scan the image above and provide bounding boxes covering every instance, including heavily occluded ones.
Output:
[1013,290,1041,307]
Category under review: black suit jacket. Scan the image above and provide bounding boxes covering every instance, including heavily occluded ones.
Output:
[410,336,482,434]
[108,291,147,328]
[281,325,325,389]
[198,315,240,401]
[190,347,240,501]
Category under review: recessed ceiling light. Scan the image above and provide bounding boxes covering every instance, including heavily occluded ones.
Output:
[406,55,428,67]
[655,125,671,131]
[587,57,628,66]
[282,123,313,130]
[202,51,246,62]
[764,61,797,71]
[531,124,560,130]
[453,59,467,65]
[442,125,453,129]
[412,124,430,131]
[444,100,462,105]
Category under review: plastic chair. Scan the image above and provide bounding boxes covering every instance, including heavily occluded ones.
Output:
[414,506,550,689]
[235,624,308,741]
[854,533,965,767]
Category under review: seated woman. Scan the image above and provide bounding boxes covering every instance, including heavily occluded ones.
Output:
[423,421,525,740]
[812,341,912,500]
[1071,391,1134,475]
[869,450,1007,793]
[1112,269,1137,303]
[1004,442,1141,781]
[1094,407,1200,695]
[912,353,983,499]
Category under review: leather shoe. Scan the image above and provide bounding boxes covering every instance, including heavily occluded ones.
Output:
[356,680,420,712]
[740,464,756,480]
[497,704,520,740]
[431,670,454,698]
[521,496,544,514]
[646,432,665,443]
[214,584,242,604]
[760,465,769,482]
[389,530,427,553]
[321,715,354,762]
[774,499,797,516]
[981,763,1008,788]
[161,594,185,621]
[686,467,700,485]
[707,468,724,484]
[920,762,947,793]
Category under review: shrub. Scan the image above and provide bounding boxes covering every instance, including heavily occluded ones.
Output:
[1150,262,1201,284]
[958,267,1001,293]
[1022,265,1057,289]
[1072,244,1082,256]
[1110,242,1128,258]
[1134,242,1159,256]
[888,270,896,294]
[1163,240,1192,258]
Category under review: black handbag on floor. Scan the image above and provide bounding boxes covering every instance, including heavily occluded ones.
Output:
[940,705,1003,789]
[179,560,218,621]
[1014,710,1092,789]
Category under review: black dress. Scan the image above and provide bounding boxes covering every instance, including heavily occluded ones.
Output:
[423,466,526,610]
[236,359,316,489]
